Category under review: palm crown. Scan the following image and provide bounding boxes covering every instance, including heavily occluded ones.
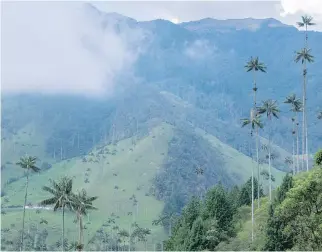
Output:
[241,110,264,130]
[40,176,73,210]
[245,57,267,72]
[16,156,40,172]
[284,94,303,113]
[295,48,314,64]
[257,99,280,119]
[70,189,98,216]
[297,15,316,28]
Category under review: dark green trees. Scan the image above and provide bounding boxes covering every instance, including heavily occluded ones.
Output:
[238,177,263,207]
[165,185,235,251]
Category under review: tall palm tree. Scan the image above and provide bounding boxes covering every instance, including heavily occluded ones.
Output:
[16,156,40,251]
[40,176,73,252]
[284,94,303,173]
[297,15,316,47]
[241,111,263,242]
[257,99,280,202]
[70,189,98,251]
[245,57,266,209]
[244,57,267,110]
[295,48,314,171]
[296,15,315,171]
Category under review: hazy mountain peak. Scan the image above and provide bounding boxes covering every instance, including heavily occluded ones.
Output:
[104,12,138,23]
[181,17,291,33]
[83,4,137,25]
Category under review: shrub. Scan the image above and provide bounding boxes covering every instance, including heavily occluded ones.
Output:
[314,149,322,166]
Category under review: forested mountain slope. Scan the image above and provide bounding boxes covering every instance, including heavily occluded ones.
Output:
[1,4,321,251]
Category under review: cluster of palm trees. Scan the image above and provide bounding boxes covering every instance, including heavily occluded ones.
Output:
[16,156,98,251]
[241,14,319,243]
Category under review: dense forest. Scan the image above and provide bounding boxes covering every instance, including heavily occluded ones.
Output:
[165,151,322,251]
[1,3,322,251]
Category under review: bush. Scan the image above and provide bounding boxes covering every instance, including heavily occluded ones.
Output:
[314,149,322,166]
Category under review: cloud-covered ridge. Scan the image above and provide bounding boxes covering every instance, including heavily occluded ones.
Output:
[1,2,145,96]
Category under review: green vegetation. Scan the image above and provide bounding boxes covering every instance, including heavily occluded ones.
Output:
[1,11,321,251]
[166,157,322,251]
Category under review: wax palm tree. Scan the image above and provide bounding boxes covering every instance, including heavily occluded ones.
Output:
[40,176,73,252]
[16,156,40,251]
[244,57,267,109]
[241,110,263,242]
[257,99,280,202]
[297,15,316,46]
[70,189,98,251]
[245,57,266,208]
[295,46,314,171]
[284,94,303,173]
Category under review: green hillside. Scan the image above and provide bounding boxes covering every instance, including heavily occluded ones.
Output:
[1,123,174,250]
[1,122,286,250]
[196,128,285,187]
[2,4,321,250]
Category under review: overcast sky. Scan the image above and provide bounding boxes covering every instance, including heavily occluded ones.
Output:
[1,0,321,95]
[91,0,322,30]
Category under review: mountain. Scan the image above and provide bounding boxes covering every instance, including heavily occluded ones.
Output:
[1,6,322,250]
[180,17,293,33]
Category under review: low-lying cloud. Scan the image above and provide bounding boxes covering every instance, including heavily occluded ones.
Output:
[1,2,144,96]
[183,40,217,60]
[280,0,322,17]
[279,0,322,30]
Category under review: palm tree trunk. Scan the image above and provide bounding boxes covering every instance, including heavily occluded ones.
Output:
[303,59,308,171]
[20,168,30,251]
[252,70,260,209]
[256,127,260,208]
[251,69,257,241]
[249,136,254,242]
[292,118,295,174]
[62,205,65,252]
[292,135,295,174]
[302,62,306,171]
[296,113,300,173]
[78,213,83,251]
[268,118,272,201]
[305,25,309,172]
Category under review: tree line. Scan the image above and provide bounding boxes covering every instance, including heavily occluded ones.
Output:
[165,150,322,250]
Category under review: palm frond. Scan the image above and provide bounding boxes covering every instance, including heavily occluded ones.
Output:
[40,197,57,206]
[245,56,267,73]
[241,118,250,128]
[297,21,305,27]
[42,186,57,195]
[295,48,314,64]
[16,156,40,173]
